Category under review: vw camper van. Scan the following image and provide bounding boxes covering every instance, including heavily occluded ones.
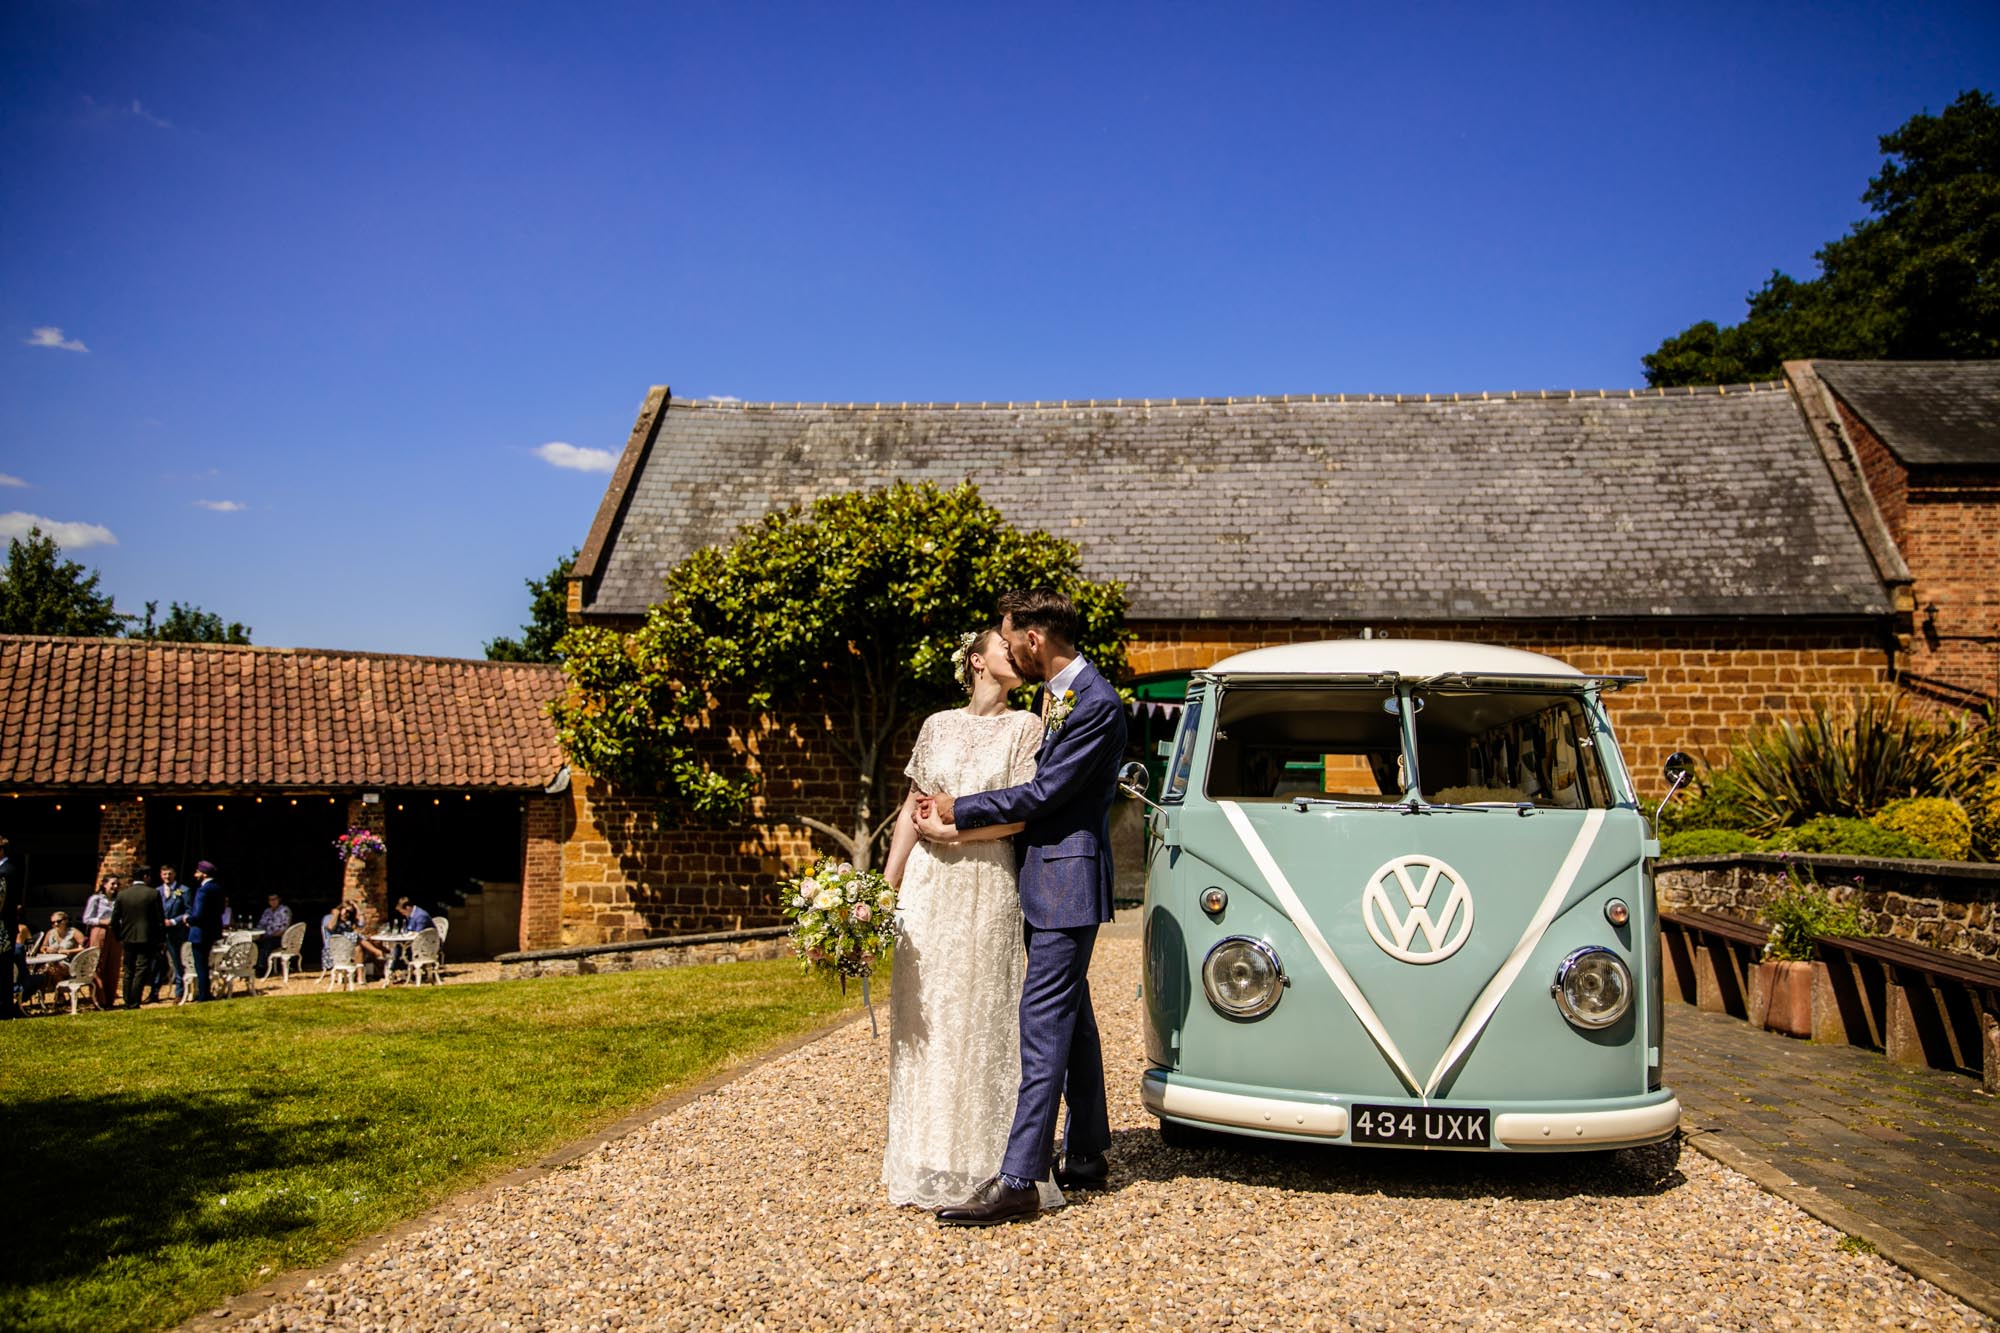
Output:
[1131,640,1680,1152]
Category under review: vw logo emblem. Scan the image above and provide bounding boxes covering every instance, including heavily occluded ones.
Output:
[1363,855,1475,964]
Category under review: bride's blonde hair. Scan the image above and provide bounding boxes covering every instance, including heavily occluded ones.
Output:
[950,627,999,694]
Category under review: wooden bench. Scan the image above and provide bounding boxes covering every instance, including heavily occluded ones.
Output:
[1660,909,1770,1019]
[1812,934,2000,1092]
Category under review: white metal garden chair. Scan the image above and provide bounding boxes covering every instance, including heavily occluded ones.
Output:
[263,921,308,982]
[55,947,100,1016]
[432,916,449,951]
[178,941,199,1005]
[322,934,361,992]
[407,927,443,986]
[212,938,258,998]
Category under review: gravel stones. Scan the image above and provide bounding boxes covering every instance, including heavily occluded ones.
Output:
[240,938,1989,1331]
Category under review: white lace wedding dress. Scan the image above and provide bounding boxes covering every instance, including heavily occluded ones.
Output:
[883,706,1064,1209]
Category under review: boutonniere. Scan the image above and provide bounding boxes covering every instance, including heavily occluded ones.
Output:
[1046,689,1077,732]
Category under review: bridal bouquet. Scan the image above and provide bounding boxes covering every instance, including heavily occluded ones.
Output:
[782,857,899,980]
[782,857,899,1034]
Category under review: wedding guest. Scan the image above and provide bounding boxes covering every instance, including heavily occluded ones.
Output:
[0,833,19,1019]
[394,897,433,935]
[112,875,166,1010]
[156,866,191,1003]
[82,873,122,1010]
[185,862,225,1002]
[28,911,85,999]
[255,892,292,967]
[343,904,388,978]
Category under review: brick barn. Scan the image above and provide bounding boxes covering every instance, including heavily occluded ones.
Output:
[0,636,568,962]
[546,360,1996,948]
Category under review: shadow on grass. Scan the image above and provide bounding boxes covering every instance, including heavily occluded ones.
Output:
[0,1087,355,1291]
[1099,1124,1687,1202]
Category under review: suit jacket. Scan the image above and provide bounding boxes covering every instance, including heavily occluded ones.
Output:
[0,855,18,929]
[954,658,1127,930]
[112,883,167,947]
[187,879,226,945]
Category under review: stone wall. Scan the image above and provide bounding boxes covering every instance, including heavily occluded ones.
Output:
[1657,854,2000,960]
[496,925,791,979]
[1127,616,1895,794]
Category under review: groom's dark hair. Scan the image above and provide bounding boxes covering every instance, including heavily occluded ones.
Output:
[998,589,1080,648]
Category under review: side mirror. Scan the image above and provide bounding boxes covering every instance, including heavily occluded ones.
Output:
[1118,761,1151,800]
[1656,751,1697,823]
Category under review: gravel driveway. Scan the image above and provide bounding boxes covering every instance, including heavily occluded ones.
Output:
[240,935,1988,1331]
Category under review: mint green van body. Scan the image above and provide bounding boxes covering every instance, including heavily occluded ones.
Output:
[1138,640,1681,1152]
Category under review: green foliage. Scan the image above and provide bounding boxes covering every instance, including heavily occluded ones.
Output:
[1763,872,1872,962]
[1938,707,2000,860]
[0,962,863,1333]
[0,526,125,636]
[1870,796,1972,862]
[1645,90,2000,386]
[1766,815,1940,860]
[1660,828,1763,858]
[1658,766,1761,836]
[130,599,252,644]
[552,481,1129,867]
[485,548,576,663]
[1720,693,1954,834]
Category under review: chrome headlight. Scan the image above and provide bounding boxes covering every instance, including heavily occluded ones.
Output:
[1551,946,1632,1029]
[1202,936,1284,1019]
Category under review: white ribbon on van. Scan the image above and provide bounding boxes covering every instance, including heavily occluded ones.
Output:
[1220,801,1423,1098]
[1422,808,1604,1098]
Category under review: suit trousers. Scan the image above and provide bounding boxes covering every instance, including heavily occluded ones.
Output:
[189,941,214,1001]
[121,944,160,1010]
[1000,922,1111,1183]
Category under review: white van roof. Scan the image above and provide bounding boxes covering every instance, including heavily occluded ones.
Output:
[1200,639,1598,680]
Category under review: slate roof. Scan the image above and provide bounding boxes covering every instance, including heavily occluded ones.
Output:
[580,383,1894,624]
[0,636,566,791]
[1816,360,2000,467]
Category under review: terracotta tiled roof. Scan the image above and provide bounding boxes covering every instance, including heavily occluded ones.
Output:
[0,636,566,791]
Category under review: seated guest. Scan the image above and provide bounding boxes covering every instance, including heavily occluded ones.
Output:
[255,893,292,967]
[29,911,86,997]
[394,897,433,935]
[335,903,388,978]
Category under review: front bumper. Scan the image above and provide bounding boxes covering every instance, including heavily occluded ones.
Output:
[1142,1070,1681,1150]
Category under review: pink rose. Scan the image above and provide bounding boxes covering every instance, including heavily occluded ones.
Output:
[852,903,871,923]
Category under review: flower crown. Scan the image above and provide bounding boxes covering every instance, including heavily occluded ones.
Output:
[948,630,980,694]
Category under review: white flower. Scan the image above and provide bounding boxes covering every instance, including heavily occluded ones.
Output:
[800,877,819,895]
[813,889,838,910]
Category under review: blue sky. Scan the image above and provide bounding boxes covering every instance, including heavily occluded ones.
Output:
[2,2,1996,658]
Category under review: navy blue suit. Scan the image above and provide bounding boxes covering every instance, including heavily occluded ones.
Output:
[186,878,225,1001]
[954,657,1125,1182]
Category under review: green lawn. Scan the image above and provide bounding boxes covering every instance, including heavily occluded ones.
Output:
[0,961,860,1333]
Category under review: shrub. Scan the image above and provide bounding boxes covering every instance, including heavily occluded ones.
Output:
[1763,874,1871,962]
[1938,707,1999,861]
[1766,815,1940,860]
[1870,797,1972,862]
[1723,693,1954,835]
[1660,829,1763,858]
[1658,767,1760,836]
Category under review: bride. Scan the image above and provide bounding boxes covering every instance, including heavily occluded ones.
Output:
[880,627,1062,1210]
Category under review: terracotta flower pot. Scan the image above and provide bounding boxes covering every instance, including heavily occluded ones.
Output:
[1757,959,1814,1038]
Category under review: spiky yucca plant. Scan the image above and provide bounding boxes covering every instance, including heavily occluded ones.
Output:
[1724,693,1958,836]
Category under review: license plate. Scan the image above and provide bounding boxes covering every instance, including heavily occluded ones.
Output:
[1350,1104,1491,1147]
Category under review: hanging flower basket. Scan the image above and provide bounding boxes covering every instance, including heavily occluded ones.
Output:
[334,827,387,864]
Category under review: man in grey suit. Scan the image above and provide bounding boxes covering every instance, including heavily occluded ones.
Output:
[918,590,1126,1225]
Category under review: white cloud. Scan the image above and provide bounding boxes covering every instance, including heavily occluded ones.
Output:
[533,441,617,473]
[0,474,25,488]
[80,95,172,129]
[129,100,172,129]
[707,395,743,403]
[194,499,246,512]
[0,511,117,549]
[25,327,88,353]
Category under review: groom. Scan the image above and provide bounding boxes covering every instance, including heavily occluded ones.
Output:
[917,589,1125,1225]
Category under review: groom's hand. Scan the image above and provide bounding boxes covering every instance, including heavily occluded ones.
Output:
[931,793,955,825]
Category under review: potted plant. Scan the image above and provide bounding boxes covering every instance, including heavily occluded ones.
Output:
[1758,862,1870,1038]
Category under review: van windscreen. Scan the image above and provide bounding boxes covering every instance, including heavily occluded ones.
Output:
[1412,689,1612,809]
[1204,688,1404,801]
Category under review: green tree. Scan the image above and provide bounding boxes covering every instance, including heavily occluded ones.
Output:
[551,482,1130,870]
[131,600,252,644]
[0,526,126,636]
[1645,90,2000,386]
[485,549,577,663]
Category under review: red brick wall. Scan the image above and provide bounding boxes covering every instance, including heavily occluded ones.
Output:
[520,791,569,949]
[341,797,387,922]
[97,799,145,883]
[555,616,1897,942]
[1837,400,2000,704]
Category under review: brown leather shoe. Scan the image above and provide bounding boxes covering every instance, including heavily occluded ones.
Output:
[1055,1151,1108,1190]
[935,1176,1042,1227]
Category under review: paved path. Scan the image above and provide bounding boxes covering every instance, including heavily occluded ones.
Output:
[225,935,1986,1331]
[1667,1001,2000,1318]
